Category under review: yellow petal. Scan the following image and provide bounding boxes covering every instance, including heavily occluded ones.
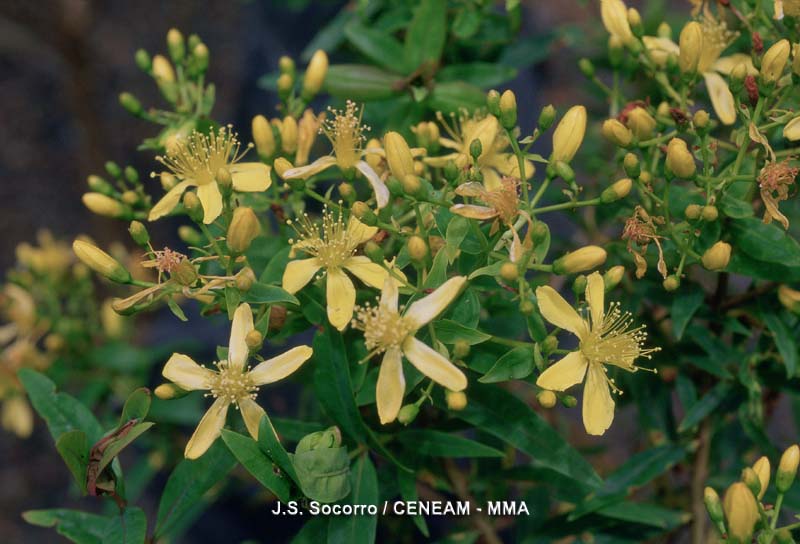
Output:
[585,272,605,328]
[283,155,336,179]
[148,180,193,221]
[380,277,399,313]
[238,397,266,441]
[454,182,486,198]
[197,182,223,224]
[583,364,615,436]
[450,204,498,221]
[402,336,467,391]
[228,303,254,370]
[326,268,356,330]
[249,345,313,385]
[783,117,800,141]
[230,162,271,192]
[424,152,461,168]
[376,347,405,424]
[535,285,588,339]
[356,161,390,209]
[482,168,503,192]
[535,351,588,391]
[344,256,390,288]
[163,353,214,390]
[185,398,228,459]
[404,276,467,330]
[282,258,322,294]
[704,72,736,126]
[346,216,379,244]
[713,54,757,76]
[2,397,33,438]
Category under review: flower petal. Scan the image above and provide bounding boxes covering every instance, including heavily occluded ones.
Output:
[704,72,736,126]
[228,303,254,370]
[148,180,193,221]
[185,398,228,459]
[376,347,405,424]
[535,351,588,391]
[424,152,461,167]
[197,182,223,224]
[713,54,757,76]
[282,258,322,294]
[535,285,587,339]
[326,268,356,330]
[249,345,314,385]
[356,161,390,208]
[346,216,378,245]
[402,336,467,391]
[585,272,605,328]
[283,156,336,179]
[380,276,399,313]
[230,162,271,192]
[163,353,214,391]
[344,256,390,289]
[238,397,266,441]
[582,364,615,436]
[450,204,498,221]
[404,276,467,330]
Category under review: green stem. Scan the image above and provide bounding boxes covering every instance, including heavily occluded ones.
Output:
[532,197,601,214]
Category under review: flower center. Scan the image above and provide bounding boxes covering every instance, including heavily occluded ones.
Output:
[156,126,249,186]
[288,207,359,269]
[321,100,367,171]
[352,303,412,354]
[482,177,520,224]
[208,361,258,405]
[580,302,658,369]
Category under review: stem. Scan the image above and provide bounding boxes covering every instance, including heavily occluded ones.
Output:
[532,197,601,214]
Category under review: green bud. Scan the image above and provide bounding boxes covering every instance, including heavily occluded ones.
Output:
[775,529,794,544]
[562,395,578,408]
[135,49,151,72]
[704,487,724,524]
[572,274,587,296]
[128,221,150,246]
[119,92,143,116]
[167,28,186,62]
[486,89,501,117]
[397,404,419,425]
[538,104,556,131]
[178,225,202,246]
[777,445,800,493]
[663,275,680,291]
[364,241,384,264]
[105,161,122,179]
[469,138,483,161]
[701,205,719,222]
[124,166,138,184]
[183,191,204,222]
[444,159,460,183]
[155,383,189,400]
[554,161,575,183]
[235,267,256,292]
[542,335,558,354]
[172,259,198,286]
[499,90,518,130]
[578,58,595,78]
[623,152,641,178]
[453,340,471,359]
[87,175,111,193]
[741,467,761,498]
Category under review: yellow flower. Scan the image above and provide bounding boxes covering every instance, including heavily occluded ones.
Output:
[282,208,402,330]
[551,105,587,163]
[600,0,634,45]
[149,126,271,224]
[352,277,468,424]
[295,109,325,167]
[283,101,389,208]
[723,482,759,543]
[426,112,533,190]
[161,303,313,459]
[1,396,33,438]
[535,272,658,435]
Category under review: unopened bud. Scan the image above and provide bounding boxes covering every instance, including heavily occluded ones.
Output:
[761,39,791,84]
[397,404,419,425]
[602,119,633,147]
[777,444,800,493]
[538,105,556,131]
[562,395,578,408]
[553,246,608,274]
[119,92,143,116]
[778,285,800,314]
[685,204,702,220]
[160,172,177,191]
[601,177,632,203]
[741,467,762,498]
[279,56,295,75]
[245,330,263,350]
[551,105,587,163]
[178,225,202,246]
[678,21,703,74]
[627,8,643,37]
[129,221,150,246]
[277,73,294,98]
[280,116,298,154]
[384,131,415,181]
[453,340,471,359]
[401,175,424,198]
[216,167,232,189]
[135,49,151,72]
[608,35,624,67]
[701,241,732,271]
[82,193,124,218]
[776,529,794,544]
[704,487,724,524]
[752,456,770,500]
[227,207,260,253]
[302,49,328,100]
[183,191,203,222]
[486,90,501,116]
[701,205,719,222]
[784,117,800,141]
[445,390,467,411]
[663,275,680,291]
[500,262,519,282]
[172,259,198,286]
[537,390,557,408]
[192,43,209,74]
[155,383,188,400]
[499,90,517,129]
[723,482,759,544]
[572,274,588,296]
[252,115,276,158]
[72,240,131,283]
[87,175,111,193]
[693,109,710,130]
[364,241,384,263]
[666,138,696,178]
[152,54,176,83]
[469,138,483,161]
[626,107,656,140]
[600,0,634,45]
[408,235,428,261]
[235,267,257,292]
[167,28,185,62]
[338,182,355,200]
[273,157,293,178]
[554,161,575,183]
[578,58,595,78]
[351,201,376,225]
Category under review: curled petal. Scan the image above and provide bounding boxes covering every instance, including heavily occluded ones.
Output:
[148,180,193,221]
[704,72,736,126]
[585,272,605,328]
[239,397,267,441]
[404,276,467,330]
[356,161,390,209]
[454,182,487,198]
[713,54,757,76]
[249,345,314,386]
[197,182,223,224]
[230,162,271,192]
[228,303,254,370]
[346,216,378,245]
[185,398,229,459]
[376,347,405,424]
[450,204,498,221]
[163,353,214,391]
[283,156,336,179]
[402,336,467,391]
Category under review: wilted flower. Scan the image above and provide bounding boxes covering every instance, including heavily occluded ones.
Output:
[758,159,798,230]
[622,206,667,279]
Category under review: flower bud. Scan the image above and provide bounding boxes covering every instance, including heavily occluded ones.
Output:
[279,55,295,75]
[453,340,471,359]
[469,138,483,160]
[72,240,131,283]
[538,104,556,131]
[351,201,377,225]
[413,121,440,151]
[623,152,640,178]
[537,390,557,408]
[252,115,276,158]
[678,22,703,74]
[402,175,425,198]
[572,275,588,296]
[302,49,328,100]
[277,73,294,98]
[604,265,625,290]
[776,529,794,544]
[608,35,625,67]
[445,390,467,411]
[486,90,501,116]
[701,205,719,222]
[693,110,710,130]
[685,204,702,220]
[665,138,696,179]
[152,54,175,83]
[741,467,762,498]
[578,58,595,78]
[172,258,198,286]
[235,267,256,292]
[783,116,800,141]
[553,246,608,274]
[600,0,634,45]
[601,177,632,203]
[663,275,680,291]
[191,43,209,74]
[704,487,724,524]
[87,174,111,193]
[761,39,791,84]
[602,119,633,147]
[273,157,293,178]
[245,330,263,350]
[227,207,260,253]
[499,90,517,129]
[178,225,202,246]
[562,395,578,408]
[119,92,143,116]
[167,28,185,62]
[778,285,800,314]
[627,8,643,37]
[280,116,298,154]
[155,383,188,400]
[384,131,415,181]
[551,106,587,163]
[397,404,419,425]
[407,235,428,262]
[128,221,150,246]
[777,444,800,493]
[701,241,732,271]
[500,262,519,282]
[553,161,575,183]
[723,482,759,544]
[135,49,151,72]
[183,191,204,222]
[82,193,124,218]
[626,107,656,140]
[160,172,177,191]
[752,456,770,500]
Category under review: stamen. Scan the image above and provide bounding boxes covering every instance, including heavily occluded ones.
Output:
[156,126,247,185]
[351,299,412,354]
[286,205,362,269]
[581,302,660,370]
[208,360,259,405]
[320,100,368,170]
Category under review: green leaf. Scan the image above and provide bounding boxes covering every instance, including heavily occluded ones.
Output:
[243,282,300,306]
[718,193,754,218]
[221,429,292,502]
[258,414,300,486]
[259,246,292,284]
[102,507,147,544]
[155,441,236,539]
[444,216,470,262]
[224,286,241,319]
[437,63,517,88]
[328,455,378,544]
[120,388,151,425]
[468,261,504,280]
[458,384,602,487]
[404,0,446,70]
[678,383,732,432]
[596,502,689,529]
[18,368,103,443]
[325,64,402,102]
[451,6,481,39]
[292,446,351,503]
[428,82,487,113]
[479,346,534,383]
[292,517,328,543]
[422,249,449,289]
[396,430,504,458]
[97,423,154,478]
[730,217,800,266]
[166,298,188,322]
[23,508,107,544]
[56,430,89,494]
[398,469,429,537]
[433,319,491,345]
[344,23,408,74]
[763,312,798,377]
[727,251,800,281]
[670,286,704,341]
